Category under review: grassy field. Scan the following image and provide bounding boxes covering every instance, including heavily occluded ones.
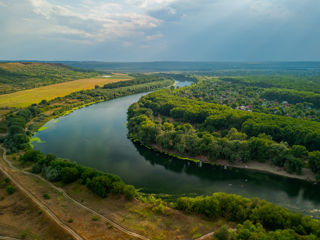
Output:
[0,62,100,94]
[0,76,131,108]
[0,165,73,239]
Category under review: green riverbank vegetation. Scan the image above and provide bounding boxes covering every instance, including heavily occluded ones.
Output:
[1,72,320,239]
[175,193,320,239]
[1,74,174,154]
[20,150,137,200]
[127,78,320,181]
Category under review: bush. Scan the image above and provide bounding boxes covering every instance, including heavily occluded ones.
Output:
[31,162,43,173]
[42,166,60,181]
[6,185,15,195]
[61,167,79,184]
[87,176,112,198]
[111,181,125,195]
[214,225,230,240]
[123,185,137,200]
[43,193,50,199]
[20,150,45,162]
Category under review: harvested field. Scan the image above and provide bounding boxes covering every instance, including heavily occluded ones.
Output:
[0,76,131,108]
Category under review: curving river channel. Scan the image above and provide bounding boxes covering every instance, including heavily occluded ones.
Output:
[33,81,320,217]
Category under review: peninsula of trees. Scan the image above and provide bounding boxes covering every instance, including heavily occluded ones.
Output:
[128,77,320,181]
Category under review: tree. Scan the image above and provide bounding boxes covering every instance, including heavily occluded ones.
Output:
[284,155,304,174]
[226,128,247,140]
[268,143,289,167]
[61,167,79,184]
[87,176,112,198]
[214,225,230,240]
[20,150,45,163]
[123,185,136,200]
[42,166,60,181]
[308,151,320,173]
[291,145,308,159]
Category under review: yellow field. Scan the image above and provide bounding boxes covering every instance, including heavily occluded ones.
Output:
[0,76,131,108]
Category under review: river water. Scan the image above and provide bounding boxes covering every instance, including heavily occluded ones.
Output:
[33,81,320,217]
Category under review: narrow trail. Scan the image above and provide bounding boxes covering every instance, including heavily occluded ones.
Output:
[0,146,84,240]
[0,236,22,240]
[0,145,150,240]
[194,232,214,240]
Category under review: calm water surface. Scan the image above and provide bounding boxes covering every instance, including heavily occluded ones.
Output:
[33,82,320,217]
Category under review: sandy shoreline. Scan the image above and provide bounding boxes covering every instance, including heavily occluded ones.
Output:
[149,144,317,183]
[214,159,316,182]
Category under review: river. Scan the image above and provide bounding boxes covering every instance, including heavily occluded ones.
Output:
[33,81,320,217]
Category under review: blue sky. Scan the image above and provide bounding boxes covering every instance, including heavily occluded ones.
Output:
[1,0,320,61]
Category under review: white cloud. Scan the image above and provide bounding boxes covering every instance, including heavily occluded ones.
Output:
[8,0,293,45]
[28,0,163,42]
[125,0,178,10]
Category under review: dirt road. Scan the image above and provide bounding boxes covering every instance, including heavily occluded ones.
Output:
[0,145,149,240]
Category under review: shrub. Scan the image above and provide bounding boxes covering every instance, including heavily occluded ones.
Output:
[42,166,60,181]
[61,167,79,184]
[87,176,112,198]
[111,181,125,195]
[123,185,137,200]
[214,225,230,240]
[20,150,45,162]
[43,193,50,199]
[6,185,16,195]
[31,162,43,173]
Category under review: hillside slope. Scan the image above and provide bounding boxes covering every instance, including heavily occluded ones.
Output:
[0,62,99,94]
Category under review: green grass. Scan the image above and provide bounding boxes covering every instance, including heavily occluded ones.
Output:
[37,126,47,131]
[30,137,45,146]
[0,62,100,94]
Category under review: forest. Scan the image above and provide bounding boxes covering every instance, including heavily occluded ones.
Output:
[128,77,320,181]
[175,193,320,239]
[175,79,320,122]
[220,75,320,93]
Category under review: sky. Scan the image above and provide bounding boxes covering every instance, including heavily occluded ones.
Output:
[1,0,320,61]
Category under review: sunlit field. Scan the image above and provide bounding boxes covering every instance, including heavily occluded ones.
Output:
[0,76,131,108]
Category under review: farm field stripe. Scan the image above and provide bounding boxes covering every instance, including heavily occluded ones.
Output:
[0,77,131,108]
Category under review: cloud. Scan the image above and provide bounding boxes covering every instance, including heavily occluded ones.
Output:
[247,0,293,20]
[1,0,320,61]
[145,33,163,41]
[27,0,163,42]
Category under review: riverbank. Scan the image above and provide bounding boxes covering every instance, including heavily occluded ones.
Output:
[1,79,226,239]
[26,78,175,137]
[130,139,318,183]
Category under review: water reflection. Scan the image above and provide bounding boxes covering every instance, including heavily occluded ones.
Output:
[33,82,320,217]
[133,142,320,216]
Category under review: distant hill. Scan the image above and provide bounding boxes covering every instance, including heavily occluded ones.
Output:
[0,62,99,94]
[58,61,320,76]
